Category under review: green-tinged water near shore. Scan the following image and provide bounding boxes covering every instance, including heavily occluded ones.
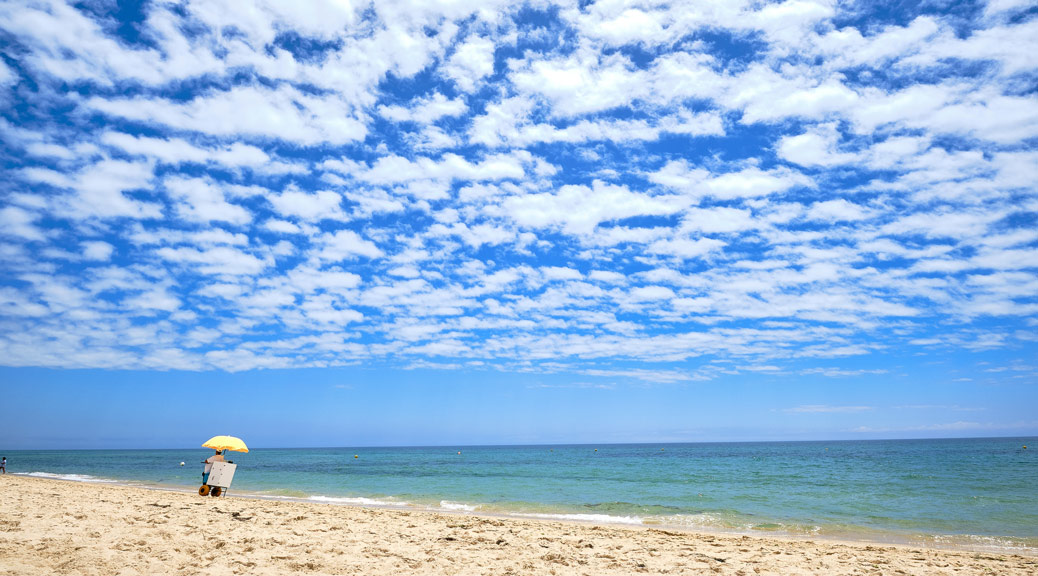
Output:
[6,438,1036,553]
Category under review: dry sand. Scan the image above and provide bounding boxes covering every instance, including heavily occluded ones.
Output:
[1,475,1034,575]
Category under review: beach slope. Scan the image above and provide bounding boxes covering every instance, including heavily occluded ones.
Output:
[1,476,1033,575]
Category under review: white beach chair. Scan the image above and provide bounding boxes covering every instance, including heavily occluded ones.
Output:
[199,461,237,497]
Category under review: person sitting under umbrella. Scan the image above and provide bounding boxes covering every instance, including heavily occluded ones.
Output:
[201,450,224,485]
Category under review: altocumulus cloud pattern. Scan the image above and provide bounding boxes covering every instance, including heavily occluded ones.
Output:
[0,0,1036,380]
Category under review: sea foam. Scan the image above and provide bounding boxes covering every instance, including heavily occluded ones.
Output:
[439,501,480,512]
[308,495,407,508]
[22,472,118,483]
[514,512,645,526]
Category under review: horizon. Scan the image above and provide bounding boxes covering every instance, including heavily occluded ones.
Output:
[3,434,1036,453]
[1,1,1036,449]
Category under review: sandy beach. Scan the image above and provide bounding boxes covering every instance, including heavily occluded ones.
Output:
[1,475,1034,575]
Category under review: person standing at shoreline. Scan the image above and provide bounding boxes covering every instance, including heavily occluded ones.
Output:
[1,456,6,474]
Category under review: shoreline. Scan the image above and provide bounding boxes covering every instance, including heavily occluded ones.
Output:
[9,471,1037,558]
[3,475,1036,576]
[7,437,1034,555]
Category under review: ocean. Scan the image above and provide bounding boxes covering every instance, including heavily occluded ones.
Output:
[5,437,1036,553]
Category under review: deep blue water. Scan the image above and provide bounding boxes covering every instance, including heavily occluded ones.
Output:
[5,438,1036,552]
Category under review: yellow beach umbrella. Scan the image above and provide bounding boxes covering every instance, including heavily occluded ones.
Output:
[202,435,249,453]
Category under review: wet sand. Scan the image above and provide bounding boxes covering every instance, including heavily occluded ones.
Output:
[1,475,1034,575]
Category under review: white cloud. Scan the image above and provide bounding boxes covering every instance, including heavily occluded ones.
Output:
[813,16,940,69]
[444,35,496,92]
[983,0,1036,20]
[647,51,729,105]
[628,285,677,302]
[750,0,835,47]
[778,123,858,168]
[805,199,870,222]
[24,142,78,160]
[851,83,951,134]
[157,246,270,276]
[358,153,527,185]
[264,219,303,235]
[187,0,361,43]
[379,92,467,124]
[102,132,209,164]
[205,348,292,372]
[301,299,364,326]
[541,266,582,282]
[428,221,514,249]
[101,133,277,171]
[647,236,725,259]
[312,229,383,262]
[164,177,252,226]
[410,126,459,151]
[659,110,725,137]
[268,187,345,221]
[884,207,1004,240]
[706,166,813,200]
[573,7,666,46]
[468,95,534,147]
[470,105,724,148]
[0,206,45,241]
[923,92,1038,144]
[501,180,682,235]
[916,18,1038,76]
[0,58,16,88]
[865,135,931,170]
[88,85,367,146]
[26,159,162,220]
[0,0,210,85]
[680,207,756,234]
[732,65,859,124]
[511,50,647,117]
[281,265,363,293]
[652,161,813,201]
[81,241,114,261]
[848,83,1038,145]
[123,285,181,313]
[589,270,628,285]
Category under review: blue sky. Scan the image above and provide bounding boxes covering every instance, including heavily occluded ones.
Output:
[1,0,1036,449]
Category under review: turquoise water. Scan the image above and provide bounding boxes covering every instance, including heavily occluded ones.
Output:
[5,438,1036,552]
